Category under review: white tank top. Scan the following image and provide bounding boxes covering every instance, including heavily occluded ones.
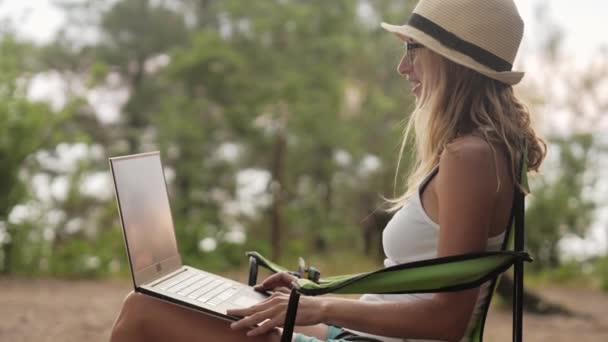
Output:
[347,168,507,342]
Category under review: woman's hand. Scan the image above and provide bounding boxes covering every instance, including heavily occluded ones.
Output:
[227,292,326,336]
[253,272,298,294]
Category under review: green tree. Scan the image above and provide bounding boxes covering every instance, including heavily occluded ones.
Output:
[526,134,599,268]
[2,0,420,276]
[520,2,607,269]
[0,35,68,273]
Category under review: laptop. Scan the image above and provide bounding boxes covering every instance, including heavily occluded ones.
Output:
[109,151,268,321]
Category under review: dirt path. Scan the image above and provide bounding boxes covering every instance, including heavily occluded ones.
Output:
[1,277,607,342]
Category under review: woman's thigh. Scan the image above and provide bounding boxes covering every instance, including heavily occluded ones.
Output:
[111,291,282,342]
[294,324,330,340]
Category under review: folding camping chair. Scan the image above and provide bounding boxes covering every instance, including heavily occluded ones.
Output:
[246,150,531,342]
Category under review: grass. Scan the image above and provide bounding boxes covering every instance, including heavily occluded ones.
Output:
[525,258,607,292]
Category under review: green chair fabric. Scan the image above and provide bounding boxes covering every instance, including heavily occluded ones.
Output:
[247,250,530,297]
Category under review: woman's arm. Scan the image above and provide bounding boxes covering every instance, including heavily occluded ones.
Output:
[229,288,477,341]
[319,292,474,341]
[230,137,500,341]
[434,137,499,339]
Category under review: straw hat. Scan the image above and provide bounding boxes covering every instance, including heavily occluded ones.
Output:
[381,0,525,85]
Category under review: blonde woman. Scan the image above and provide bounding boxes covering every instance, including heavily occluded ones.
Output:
[110,0,545,341]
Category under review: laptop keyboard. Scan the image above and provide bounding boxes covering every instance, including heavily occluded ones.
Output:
[155,271,239,306]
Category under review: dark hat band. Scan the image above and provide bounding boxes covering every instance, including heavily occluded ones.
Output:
[408,13,512,72]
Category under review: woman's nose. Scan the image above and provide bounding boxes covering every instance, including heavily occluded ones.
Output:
[397,54,411,76]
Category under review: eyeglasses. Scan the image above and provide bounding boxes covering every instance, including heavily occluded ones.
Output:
[404,42,424,65]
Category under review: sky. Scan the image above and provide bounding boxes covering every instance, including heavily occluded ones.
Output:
[515,0,608,57]
[1,0,607,257]
[1,0,607,51]
[1,0,607,78]
[3,0,608,127]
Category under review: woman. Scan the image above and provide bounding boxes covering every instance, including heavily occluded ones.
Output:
[110,0,546,341]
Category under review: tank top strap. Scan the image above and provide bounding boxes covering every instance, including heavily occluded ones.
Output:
[419,165,439,195]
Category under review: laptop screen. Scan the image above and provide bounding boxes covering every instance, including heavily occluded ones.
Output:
[110,153,179,273]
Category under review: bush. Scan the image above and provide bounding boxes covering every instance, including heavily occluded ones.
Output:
[591,256,608,292]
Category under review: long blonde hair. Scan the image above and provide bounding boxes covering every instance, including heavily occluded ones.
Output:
[389,49,546,210]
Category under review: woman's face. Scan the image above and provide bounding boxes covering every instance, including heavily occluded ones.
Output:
[397,39,424,99]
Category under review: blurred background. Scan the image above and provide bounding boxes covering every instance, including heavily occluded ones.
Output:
[0,0,606,341]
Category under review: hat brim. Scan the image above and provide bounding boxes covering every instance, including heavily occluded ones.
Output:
[381,22,524,85]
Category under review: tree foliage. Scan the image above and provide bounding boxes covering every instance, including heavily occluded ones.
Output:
[0,0,605,280]
[0,35,70,273]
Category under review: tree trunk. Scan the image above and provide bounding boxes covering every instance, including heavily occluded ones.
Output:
[0,239,12,274]
[125,56,147,154]
[313,144,333,253]
[359,195,392,260]
[270,129,286,261]
[0,223,17,274]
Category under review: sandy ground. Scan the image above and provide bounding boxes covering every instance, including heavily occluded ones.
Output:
[1,277,607,342]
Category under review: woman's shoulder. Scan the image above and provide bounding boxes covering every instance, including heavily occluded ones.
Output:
[438,135,509,195]
[440,135,494,167]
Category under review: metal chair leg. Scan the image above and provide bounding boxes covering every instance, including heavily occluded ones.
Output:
[281,288,301,342]
[248,255,258,286]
